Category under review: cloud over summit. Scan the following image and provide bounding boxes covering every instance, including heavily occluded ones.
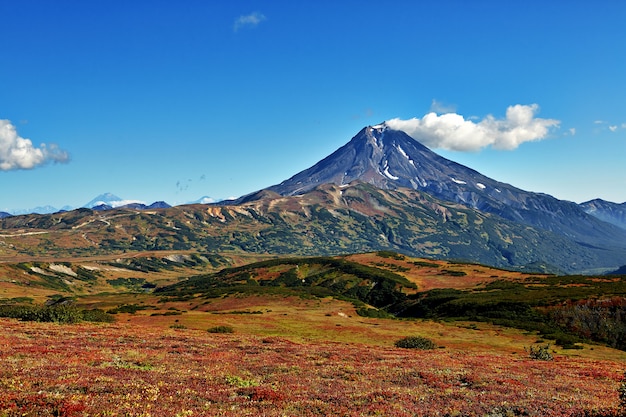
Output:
[0,119,69,171]
[386,104,560,152]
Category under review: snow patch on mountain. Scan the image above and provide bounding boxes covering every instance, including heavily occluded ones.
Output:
[397,144,416,167]
[384,167,399,180]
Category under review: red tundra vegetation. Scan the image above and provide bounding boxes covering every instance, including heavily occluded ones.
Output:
[0,318,623,416]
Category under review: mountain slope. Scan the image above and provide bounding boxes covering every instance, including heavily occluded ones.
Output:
[580,199,626,230]
[84,193,124,208]
[226,182,622,273]
[156,255,416,311]
[258,124,626,252]
[2,182,621,273]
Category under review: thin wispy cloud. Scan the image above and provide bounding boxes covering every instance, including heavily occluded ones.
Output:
[429,99,457,114]
[593,120,625,132]
[0,119,69,171]
[92,198,146,208]
[386,104,560,152]
[233,12,266,32]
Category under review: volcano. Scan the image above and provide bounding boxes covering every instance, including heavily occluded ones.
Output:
[236,123,626,255]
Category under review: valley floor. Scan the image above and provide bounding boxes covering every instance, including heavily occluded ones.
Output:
[0,318,623,416]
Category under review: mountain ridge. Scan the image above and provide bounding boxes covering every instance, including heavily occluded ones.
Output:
[2,181,618,273]
[2,193,216,216]
[580,199,626,231]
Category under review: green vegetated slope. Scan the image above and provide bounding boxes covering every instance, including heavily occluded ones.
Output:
[1,182,620,273]
[394,274,626,350]
[156,255,416,316]
[156,252,626,351]
[0,253,233,301]
[4,247,626,351]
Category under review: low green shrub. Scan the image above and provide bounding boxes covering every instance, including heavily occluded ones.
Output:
[107,304,152,314]
[526,344,554,361]
[0,304,114,324]
[441,269,467,277]
[394,336,436,350]
[356,307,393,318]
[412,260,440,268]
[207,325,234,334]
[80,309,114,323]
[376,251,405,260]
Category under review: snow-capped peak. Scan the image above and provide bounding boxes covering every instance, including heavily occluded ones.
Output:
[83,193,146,209]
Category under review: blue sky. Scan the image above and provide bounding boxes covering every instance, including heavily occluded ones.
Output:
[1,1,625,213]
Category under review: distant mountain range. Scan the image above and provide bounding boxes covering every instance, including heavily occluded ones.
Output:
[1,193,223,216]
[1,123,625,274]
[85,193,172,211]
[5,205,74,216]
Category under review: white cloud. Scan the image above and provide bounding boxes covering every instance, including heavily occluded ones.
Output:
[568,128,576,136]
[110,199,145,207]
[592,121,625,132]
[233,12,266,32]
[92,199,145,208]
[0,119,69,170]
[385,104,560,151]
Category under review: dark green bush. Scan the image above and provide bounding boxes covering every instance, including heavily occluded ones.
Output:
[356,307,393,318]
[107,304,152,314]
[394,336,436,350]
[526,344,554,361]
[412,260,440,268]
[376,251,405,260]
[0,304,114,324]
[207,325,234,334]
[441,269,467,277]
[80,308,114,323]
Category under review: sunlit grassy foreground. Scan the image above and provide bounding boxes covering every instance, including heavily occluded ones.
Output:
[1,305,624,416]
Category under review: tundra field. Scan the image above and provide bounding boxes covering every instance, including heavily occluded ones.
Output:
[1,251,626,416]
[0,313,624,417]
